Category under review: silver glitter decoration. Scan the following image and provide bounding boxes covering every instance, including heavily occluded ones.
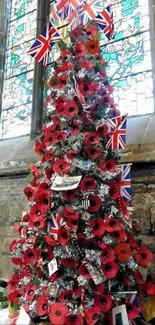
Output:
[127,258,138,270]
[77,275,88,287]
[102,234,116,246]
[99,184,109,199]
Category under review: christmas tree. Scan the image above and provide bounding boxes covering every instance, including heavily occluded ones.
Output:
[7,21,155,325]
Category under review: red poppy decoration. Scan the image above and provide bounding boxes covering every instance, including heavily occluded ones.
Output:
[41,150,54,163]
[97,123,109,137]
[66,149,78,161]
[80,177,96,192]
[138,281,155,296]
[86,24,98,38]
[99,160,116,172]
[62,189,77,202]
[53,158,71,174]
[80,61,93,70]
[89,218,105,236]
[53,131,68,143]
[69,120,81,135]
[7,274,19,291]
[86,146,102,160]
[63,207,79,220]
[102,261,118,279]
[135,247,153,268]
[29,203,45,222]
[23,248,38,265]
[34,139,45,156]
[66,314,83,325]
[74,42,86,58]
[12,257,23,266]
[108,182,120,200]
[104,216,122,233]
[24,186,35,201]
[94,294,112,313]
[61,258,78,268]
[79,82,98,96]
[84,306,100,325]
[79,263,92,278]
[25,283,37,301]
[45,166,53,180]
[126,303,140,320]
[88,195,102,213]
[115,243,131,262]
[89,279,105,294]
[58,289,73,302]
[36,294,50,316]
[100,246,115,263]
[44,133,54,146]
[58,227,70,246]
[66,218,79,231]
[29,218,45,229]
[49,302,69,325]
[64,100,79,118]
[7,290,23,304]
[30,164,40,180]
[112,228,127,242]
[83,132,100,145]
[44,235,56,247]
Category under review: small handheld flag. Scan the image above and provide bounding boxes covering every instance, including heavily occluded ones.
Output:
[106,115,127,150]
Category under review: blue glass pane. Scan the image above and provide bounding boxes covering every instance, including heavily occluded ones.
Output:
[10,0,37,20]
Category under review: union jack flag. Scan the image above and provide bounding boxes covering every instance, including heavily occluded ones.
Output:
[117,164,131,201]
[78,0,103,25]
[49,214,66,240]
[53,0,80,20]
[94,5,114,40]
[106,115,127,150]
[28,21,61,66]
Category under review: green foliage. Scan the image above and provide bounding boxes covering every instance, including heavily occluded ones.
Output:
[26,173,33,183]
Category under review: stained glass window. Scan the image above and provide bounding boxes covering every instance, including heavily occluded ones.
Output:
[1,0,37,139]
[101,0,154,116]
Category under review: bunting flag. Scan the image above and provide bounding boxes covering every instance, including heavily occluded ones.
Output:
[94,5,114,40]
[118,164,132,201]
[78,0,104,25]
[28,21,61,66]
[106,115,127,150]
[53,0,80,20]
[49,214,66,240]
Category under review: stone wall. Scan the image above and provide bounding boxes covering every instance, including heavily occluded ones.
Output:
[0,162,155,280]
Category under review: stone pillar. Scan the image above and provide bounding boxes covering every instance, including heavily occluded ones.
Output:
[0,0,8,115]
[31,0,49,139]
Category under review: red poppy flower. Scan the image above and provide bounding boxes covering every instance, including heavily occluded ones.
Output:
[61,258,78,268]
[133,271,144,284]
[47,117,60,131]
[102,261,118,279]
[10,239,25,252]
[62,189,77,202]
[66,149,78,161]
[25,283,37,301]
[80,177,96,192]
[93,237,107,250]
[43,133,55,147]
[94,294,112,313]
[84,306,100,325]
[126,303,140,320]
[29,203,45,222]
[57,62,73,73]
[115,243,131,262]
[23,248,38,265]
[34,139,45,155]
[29,217,45,229]
[41,150,54,163]
[53,158,71,174]
[58,289,73,302]
[60,49,71,58]
[84,132,100,145]
[86,39,100,54]
[7,274,19,291]
[135,247,153,268]
[56,103,66,116]
[24,186,35,201]
[67,218,79,231]
[63,207,79,220]
[53,131,68,143]
[45,166,53,180]
[79,82,98,96]
[66,314,83,325]
[86,146,102,160]
[80,61,93,69]
[36,294,50,316]
[79,263,92,278]
[108,182,120,200]
[104,216,122,233]
[86,24,98,38]
[22,213,30,222]
[58,75,69,89]
[30,164,40,180]
[97,123,109,137]
[64,100,79,118]
[112,228,127,242]
[88,195,102,213]
[49,302,68,325]
[36,191,51,210]
[58,227,70,246]
[7,290,23,304]
[69,120,81,135]
[138,281,155,296]
[89,218,105,236]
[38,181,50,192]
[44,236,57,247]
[89,279,105,294]
[100,246,115,263]
[12,257,23,266]
[74,42,86,57]
[99,160,116,172]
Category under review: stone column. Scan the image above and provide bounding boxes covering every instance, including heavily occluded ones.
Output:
[31,0,49,139]
[0,0,8,115]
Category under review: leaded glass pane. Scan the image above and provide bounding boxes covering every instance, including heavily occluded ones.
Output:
[11,0,37,20]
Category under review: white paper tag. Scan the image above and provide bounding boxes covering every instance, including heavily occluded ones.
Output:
[51,175,82,191]
[48,258,58,276]
[112,305,129,325]
[72,158,93,171]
